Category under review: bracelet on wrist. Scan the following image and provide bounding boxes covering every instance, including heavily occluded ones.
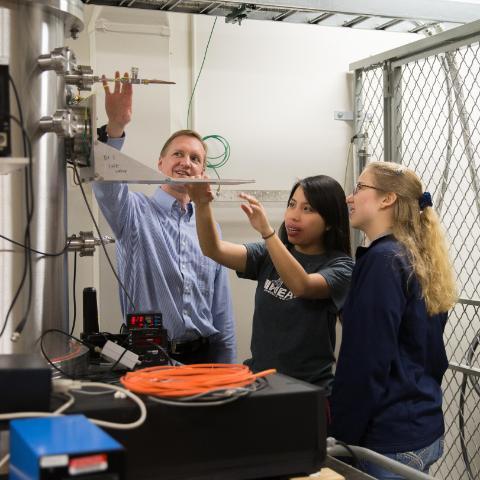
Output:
[262,229,275,240]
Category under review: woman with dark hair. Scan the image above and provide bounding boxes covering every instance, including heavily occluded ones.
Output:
[187,175,354,390]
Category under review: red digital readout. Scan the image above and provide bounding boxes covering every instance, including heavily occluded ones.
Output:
[129,315,146,327]
[127,313,161,329]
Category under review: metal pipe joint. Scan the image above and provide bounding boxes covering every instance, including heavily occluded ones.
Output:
[67,232,115,257]
[38,46,94,91]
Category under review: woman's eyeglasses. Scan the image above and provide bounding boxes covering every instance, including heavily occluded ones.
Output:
[352,182,385,195]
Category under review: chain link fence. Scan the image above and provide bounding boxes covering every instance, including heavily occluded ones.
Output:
[352,24,480,480]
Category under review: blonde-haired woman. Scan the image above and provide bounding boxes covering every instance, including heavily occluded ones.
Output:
[330,161,456,479]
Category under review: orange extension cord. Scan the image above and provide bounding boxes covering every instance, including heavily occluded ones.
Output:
[120,364,276,398]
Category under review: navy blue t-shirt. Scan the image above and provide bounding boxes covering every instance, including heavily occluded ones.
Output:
[330,235,448,453]
[238,242,353,392]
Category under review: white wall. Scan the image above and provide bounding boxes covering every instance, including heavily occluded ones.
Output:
[67,6,418,360]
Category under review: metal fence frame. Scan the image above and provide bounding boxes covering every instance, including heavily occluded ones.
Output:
[351,19,480,480]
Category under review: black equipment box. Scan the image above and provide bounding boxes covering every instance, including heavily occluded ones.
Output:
[68,373,326,480]
[0,354,51,414]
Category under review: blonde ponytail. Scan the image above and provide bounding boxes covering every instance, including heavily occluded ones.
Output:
[367,162,457,315]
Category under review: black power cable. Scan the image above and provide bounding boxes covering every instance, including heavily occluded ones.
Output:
[109,347,129,372]
[39,328,90,380]
[67,164,80,186]
[335,439,362,471]
[0,73,35,341]
[0,115,33,340]
[71,163,136,311]
[11,118,34,340]
[40,328,129,383]
[8,73,26,156]
[13,74,35,340]
[70,252,78,336]
[0,235,71,257]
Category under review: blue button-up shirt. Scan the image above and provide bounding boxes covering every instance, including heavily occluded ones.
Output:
[92,138,236,363]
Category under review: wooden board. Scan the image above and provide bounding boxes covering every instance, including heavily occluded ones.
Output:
[291,467,345,479]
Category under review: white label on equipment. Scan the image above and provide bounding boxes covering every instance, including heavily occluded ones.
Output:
[40,455,69,468]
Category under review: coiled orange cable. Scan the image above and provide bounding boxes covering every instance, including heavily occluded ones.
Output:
[121,364,276,398]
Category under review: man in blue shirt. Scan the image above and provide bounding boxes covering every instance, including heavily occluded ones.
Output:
[92,71,236,364]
